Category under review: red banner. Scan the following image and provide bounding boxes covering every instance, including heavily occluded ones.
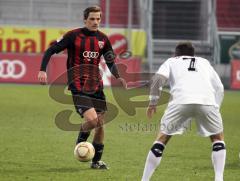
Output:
[231,60,240,89]
[0,53,141,85]
[0,53,41,83]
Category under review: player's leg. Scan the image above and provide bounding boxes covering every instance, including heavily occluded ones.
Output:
[195,105,225,181]
[71,91,99,144]
[91,113,108,169]
[93,113,105,144]
[76,108,98,144]
[210,132,226,181]
[142,104,192,181]
[142,133,171,181]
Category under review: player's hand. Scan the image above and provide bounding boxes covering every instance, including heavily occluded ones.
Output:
[117,77,127,89]
[38,71,48,85]
[147,105,157,119]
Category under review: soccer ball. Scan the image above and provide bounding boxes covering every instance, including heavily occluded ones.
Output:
[74,142,95,162]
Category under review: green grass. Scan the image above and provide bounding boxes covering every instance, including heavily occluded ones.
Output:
[0,85,240,181]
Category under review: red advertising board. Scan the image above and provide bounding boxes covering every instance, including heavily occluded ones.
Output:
[0,53,141,86]
[231,60,240,89]
[0,53,41,83]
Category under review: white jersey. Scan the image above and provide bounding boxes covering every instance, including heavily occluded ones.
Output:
[156,56,224,107]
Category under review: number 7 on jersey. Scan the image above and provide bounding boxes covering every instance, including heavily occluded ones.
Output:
[183,57,196,71]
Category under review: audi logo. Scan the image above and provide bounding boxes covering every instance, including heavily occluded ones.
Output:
[0,60,26,79]
[83,51,99,59]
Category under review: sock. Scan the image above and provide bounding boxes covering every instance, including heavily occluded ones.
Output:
[76,131,90,144]
[142,141,165,181]
[92,142,104,163]
[211,141,226,181]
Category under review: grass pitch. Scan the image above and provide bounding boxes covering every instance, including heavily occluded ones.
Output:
[0,84,239,181]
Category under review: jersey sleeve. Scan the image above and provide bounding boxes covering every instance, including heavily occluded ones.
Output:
[102,38,115,62]
[102,37,120,78]
[40,31,72,71]
[53,32,72,54]
[156,59,170,79]
[102,37,113,53]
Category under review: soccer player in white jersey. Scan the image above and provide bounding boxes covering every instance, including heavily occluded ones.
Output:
[141,42,226,181]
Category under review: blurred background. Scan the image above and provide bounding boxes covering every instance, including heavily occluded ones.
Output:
[0,0,240,89]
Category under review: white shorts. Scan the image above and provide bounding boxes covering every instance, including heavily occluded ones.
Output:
[160,104,223,137]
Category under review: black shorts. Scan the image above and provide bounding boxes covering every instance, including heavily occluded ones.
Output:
[71,90,107,118]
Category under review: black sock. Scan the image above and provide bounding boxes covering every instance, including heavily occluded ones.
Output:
[92,142,104,163]
[76,131,90,144]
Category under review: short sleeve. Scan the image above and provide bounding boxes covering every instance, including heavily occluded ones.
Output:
[156,60,170,79]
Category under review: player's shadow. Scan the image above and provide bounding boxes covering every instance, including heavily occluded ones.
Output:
[195,161,240,171]
[45,167,89,173]
[0,161,90,173]
[225,161,240,170]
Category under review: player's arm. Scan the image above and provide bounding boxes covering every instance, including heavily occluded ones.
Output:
[147,60,170,119]
[103,38,126,87]
[210,67,224,108]
[147,74,167,119]
[149,74,167,105]
[38,33,71,84]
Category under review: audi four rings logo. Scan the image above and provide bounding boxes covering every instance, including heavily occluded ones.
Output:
[83,51,99,59]
[0,60,26,79]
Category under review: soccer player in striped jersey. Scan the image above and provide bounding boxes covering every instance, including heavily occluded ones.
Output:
[38,6,125,169]
[141,42,226,181]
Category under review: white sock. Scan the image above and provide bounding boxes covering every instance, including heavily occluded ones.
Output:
[211,141,226,181]
[141,141,165,181]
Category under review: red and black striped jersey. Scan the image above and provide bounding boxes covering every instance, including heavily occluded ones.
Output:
[40,27,120,92]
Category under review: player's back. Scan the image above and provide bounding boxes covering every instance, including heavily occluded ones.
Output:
[158,56,223,106]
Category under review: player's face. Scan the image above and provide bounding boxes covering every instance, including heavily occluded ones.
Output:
[84,12,101,31]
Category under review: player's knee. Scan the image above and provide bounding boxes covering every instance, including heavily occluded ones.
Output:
[87,117,99,128]
[212,141,226,152]
[151,143,165,157]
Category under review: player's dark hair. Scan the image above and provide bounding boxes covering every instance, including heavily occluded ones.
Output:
[175,42,195,56]
[84,6,102,20]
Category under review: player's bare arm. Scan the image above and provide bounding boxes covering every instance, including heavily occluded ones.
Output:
[147,74,167,118]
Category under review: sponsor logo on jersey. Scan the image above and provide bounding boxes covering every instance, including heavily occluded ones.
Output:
[83,51,99,61]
